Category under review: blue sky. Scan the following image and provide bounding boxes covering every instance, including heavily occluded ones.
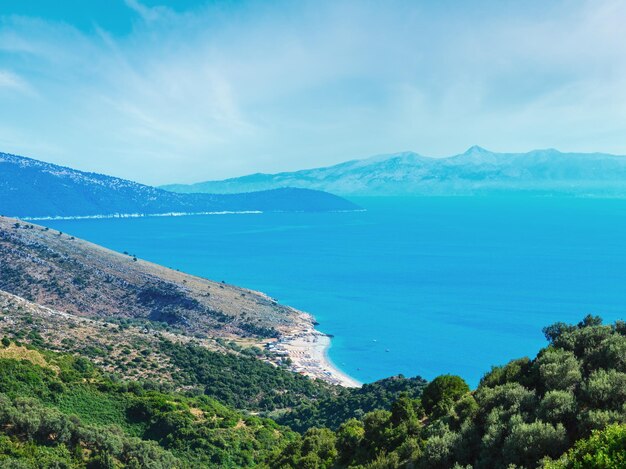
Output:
[1,0,625,185]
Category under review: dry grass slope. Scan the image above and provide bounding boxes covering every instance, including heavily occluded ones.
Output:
[0,216,312,341]
[0,290,285,384]
[0,342,57,371]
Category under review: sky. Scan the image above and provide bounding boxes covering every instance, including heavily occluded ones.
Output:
[0,0,625,185]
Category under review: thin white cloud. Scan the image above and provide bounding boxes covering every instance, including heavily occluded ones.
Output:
[0,0,624,184]
[0,69,32,94]
[124,0,173,23]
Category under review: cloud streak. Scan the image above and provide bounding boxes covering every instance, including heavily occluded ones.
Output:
[0,69,33,95]
[0,0,625,185]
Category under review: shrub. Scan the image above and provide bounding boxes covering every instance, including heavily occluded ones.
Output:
[421,375,469,418]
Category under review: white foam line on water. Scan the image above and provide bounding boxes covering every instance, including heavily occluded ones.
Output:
[21,211,264,221]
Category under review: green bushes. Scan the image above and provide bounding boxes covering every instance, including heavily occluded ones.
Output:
[157,339,333,411]
[0,346,296,467]
[538,390,577,425]
[2,317,626,468]
[421,375,469,418]
[502,420,568,468]
[276,375,427,432]
[273,317,626,468]
[546,424,626,468]
[534,348,582,392]
[0,394,179,468]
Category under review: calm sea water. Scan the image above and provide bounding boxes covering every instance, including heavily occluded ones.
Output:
[40,197,626,387]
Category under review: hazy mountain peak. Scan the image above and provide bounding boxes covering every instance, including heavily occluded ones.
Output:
[0,151,360,217]
[161,147,626,197]
[358,151,423,165]
[463,145,490,155]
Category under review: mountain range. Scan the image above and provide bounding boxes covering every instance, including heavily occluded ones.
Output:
[161,146,626,196]
[0,152,358,218]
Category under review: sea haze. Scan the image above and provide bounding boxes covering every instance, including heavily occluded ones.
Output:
[40,196,626,386]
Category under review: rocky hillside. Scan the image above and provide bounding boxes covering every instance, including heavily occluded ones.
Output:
[0,289,334,409]
[0,151,359,218]
[0,216,309,340]
[162,146,626,196]
[0,289,200,384]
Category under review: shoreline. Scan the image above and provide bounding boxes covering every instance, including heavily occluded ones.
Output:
[21,210,263,221]
[20,208,366,222]
[272,311,361,388]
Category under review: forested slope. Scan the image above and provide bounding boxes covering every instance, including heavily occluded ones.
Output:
[1,312,625,467]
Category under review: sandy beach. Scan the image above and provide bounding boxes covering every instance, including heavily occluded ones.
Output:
[270,311,361,388]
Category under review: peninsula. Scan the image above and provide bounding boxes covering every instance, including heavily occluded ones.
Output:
[0,215,357,388]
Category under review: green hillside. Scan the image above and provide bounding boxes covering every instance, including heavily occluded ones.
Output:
[273,315,626,468]
[0,341,296,468]
[1,316,625,467]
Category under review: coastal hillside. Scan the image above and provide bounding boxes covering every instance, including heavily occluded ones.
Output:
[162,146,626,196]
[0,289,338,412]
[0,215,392,388]
[1,294,623,467]
[0,152,359,218]
[0,215,304,339]
[0,287,427,414]
[271,316,626,468]
[0,332,300,467]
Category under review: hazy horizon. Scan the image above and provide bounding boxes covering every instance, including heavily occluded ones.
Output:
[1,0,625,185]
[7,145,626,189]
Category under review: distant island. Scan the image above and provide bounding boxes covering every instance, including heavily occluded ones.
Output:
[161,146,626,197]
[0,151,359,219]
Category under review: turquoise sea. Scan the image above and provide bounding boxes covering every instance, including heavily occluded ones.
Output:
[41,197,626,387]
